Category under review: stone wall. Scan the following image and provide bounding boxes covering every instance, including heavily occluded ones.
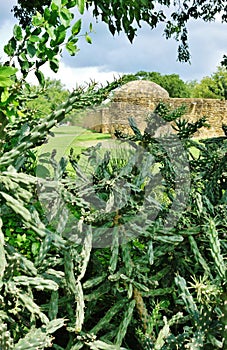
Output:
[167,98,227,138]
[82,96,227,138]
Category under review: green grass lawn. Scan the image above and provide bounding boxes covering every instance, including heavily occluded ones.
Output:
[37,125,202,181]
[38,125,111,161]
[39,125,202,161]
[37,125,139,178]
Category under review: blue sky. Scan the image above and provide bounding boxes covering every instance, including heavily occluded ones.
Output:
[1,1,227,89]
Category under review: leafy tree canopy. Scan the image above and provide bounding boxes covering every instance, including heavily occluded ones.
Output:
[117,71,191,98]
[26,78,70,118]
[136,71,191,98]
[12,0,227,62]
[190,65,227,99]
[117,66,227,99]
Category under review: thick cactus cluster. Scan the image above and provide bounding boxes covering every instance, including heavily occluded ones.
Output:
[0,81,226,349]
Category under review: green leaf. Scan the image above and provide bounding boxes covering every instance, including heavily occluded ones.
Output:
[51,2,59,11]
[50,58,59,73]
[0,66,18,78]
[35,70,45,87]
[46,47,56,60]
[85,34,92,44]
[66,41,78,55]
[32,27,42,36]
[0,66,17,87]
[49,10,58,25]
[27,43,37,58]
[54,25,67,45]
[67,35,78,44]
[29,35,40,43]
[41,32,49,44]
[4,37,17,56]
[72,19,82,35]
[62,7,73,21]
[1,89,9,103]
[67,0,77,8]
[13,24,23,41]
[18,58,30,73]
[47,26,56,39]
[44,7,51,21]
[60,7,73,27]
[32,12,45,26]
[78,0,85,14]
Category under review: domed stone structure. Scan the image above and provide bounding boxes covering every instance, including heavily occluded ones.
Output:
[82,79,227,138]
[113,80,169,103]
[104,80,170,134]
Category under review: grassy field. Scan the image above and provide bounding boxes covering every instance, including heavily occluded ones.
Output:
[38,125,111,161]
[37,125,140,178]
[38,125,201,180]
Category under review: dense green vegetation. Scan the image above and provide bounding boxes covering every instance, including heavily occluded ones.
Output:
[0,1,226,349]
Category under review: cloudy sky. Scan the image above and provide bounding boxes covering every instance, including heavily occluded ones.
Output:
[1,1,227,90]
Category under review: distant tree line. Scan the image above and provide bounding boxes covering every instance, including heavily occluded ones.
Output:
[119,71,191,98]
[120,65,227,99]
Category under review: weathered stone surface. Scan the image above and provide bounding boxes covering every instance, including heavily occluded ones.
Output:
[113,80,169,102]
[82,81,227,138]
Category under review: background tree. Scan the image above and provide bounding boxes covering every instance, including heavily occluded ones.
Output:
[191,76,219,99]
[117,71,191,98]
[135,71,191,97]
[26,78,70,118]
[191,66,227,99]
[12,0,227,62]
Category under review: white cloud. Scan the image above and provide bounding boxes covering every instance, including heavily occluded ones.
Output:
[27,62,123,90]
[63,14,227,83]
